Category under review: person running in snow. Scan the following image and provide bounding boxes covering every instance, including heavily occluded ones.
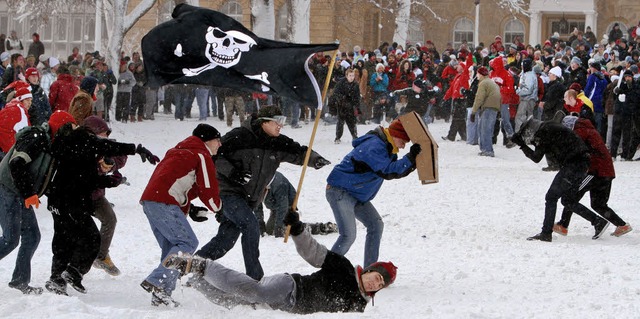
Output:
[0,111,75,295]
[164,209,397,314]
[139,124,223,307]
[553,116,632,237]
[45,115,159,296]
[327,118,420,267]
[511,117,610,242]
[195,105,331,281]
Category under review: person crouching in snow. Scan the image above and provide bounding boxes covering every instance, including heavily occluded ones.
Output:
[510,116,610,242]
[327,118,420,267]
[0,111,74,295]
[139,124,222,307]
[45,113,160,296]
[163,209,397,314]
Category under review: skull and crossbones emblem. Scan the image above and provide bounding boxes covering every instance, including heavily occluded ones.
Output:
[181,26,257,76]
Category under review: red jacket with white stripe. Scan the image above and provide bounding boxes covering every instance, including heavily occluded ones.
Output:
[140,136,222,214]
[0,99,31,153]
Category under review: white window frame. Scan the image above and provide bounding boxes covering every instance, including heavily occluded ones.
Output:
[504,19,525,48]
[453,17,474,50]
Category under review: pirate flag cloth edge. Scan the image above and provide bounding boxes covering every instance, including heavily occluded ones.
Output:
[142,3,339,108]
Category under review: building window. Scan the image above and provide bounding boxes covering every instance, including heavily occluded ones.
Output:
[606,22,628,41]
[549,18,584,38]
[220,1,243,23]
[453,17,474,49]
[275,3,289,41]
[504,19,525,48]
[407,17,424,47]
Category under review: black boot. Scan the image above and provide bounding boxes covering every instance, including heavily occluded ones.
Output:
[61,266,86,294]
[527,232,552,242]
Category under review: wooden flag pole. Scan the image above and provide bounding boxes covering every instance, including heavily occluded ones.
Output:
[284,49,339,243]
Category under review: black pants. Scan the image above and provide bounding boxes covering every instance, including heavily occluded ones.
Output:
[446,99,467,141]
[115,92,131,121]
[558,176,626,228]
[541,162,602,234]
[50,210,101,281]
[130,86,146,117]
[104,92,113,121]
[336,115,357,140]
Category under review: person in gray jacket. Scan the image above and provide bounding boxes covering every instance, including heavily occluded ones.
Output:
[115,61,136,122]
[515,58,538,131]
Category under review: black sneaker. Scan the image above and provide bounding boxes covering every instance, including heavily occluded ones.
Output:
[8,282,43,295]
[527,233,552,242]
[45,279,68,296]
[61,269,86,294]
[593,219,610,240]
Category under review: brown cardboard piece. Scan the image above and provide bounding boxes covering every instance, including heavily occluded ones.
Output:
[398,112,439,184]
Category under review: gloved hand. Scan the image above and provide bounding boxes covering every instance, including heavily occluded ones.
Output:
[431,86,440,93]
[283,208,305,236]
[189,205,208,222]
[313,157,331,169]
[460,87,468,95]
[99,173,124,188]
[511,133,525,147]
[470,113,476,122]
[214,212,225,223]
[24,194,40,209]
[407,143,422,164]
[119,79,130,84]
[230,170,252,185]
[136,144,160,165]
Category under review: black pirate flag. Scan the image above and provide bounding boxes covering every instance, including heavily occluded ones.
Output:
[141,4,339,107]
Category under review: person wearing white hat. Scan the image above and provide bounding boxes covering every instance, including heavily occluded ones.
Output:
[39,57,59,97]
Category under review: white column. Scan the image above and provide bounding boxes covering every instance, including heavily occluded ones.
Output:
[584,10,596,35]
[529,10,541,46]
[474,2,480,47]
[95,0,102,52]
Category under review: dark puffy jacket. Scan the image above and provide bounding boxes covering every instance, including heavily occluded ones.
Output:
[329,78,360,118]
[519,122,590,168]
[47,124,136,215]
[541,79,566,121]
[584,71,608,113]
[28,84,52,126]
[572,118,614,178]
[215,114,324,209]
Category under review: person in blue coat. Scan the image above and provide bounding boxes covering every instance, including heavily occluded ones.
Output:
[584,61,609,138]
[326,119,420,267]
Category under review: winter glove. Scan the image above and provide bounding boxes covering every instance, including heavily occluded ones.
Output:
[24,194,40,209]
[407,143,422,164]
[230,170,252,185]
[313,156,331,169]
[214,212,225,223]
[460,87,468,95]
[283,208,305,236]
[189,205,208,222]
[136,144,160,165]
[97,172,124,188]
[470,113,476,122]
[511,133,526,147]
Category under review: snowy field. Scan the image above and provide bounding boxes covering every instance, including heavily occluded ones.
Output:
[1,113,639,319]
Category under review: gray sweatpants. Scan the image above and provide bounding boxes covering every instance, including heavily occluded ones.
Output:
[93,197,116,260]
[203,260,296,311]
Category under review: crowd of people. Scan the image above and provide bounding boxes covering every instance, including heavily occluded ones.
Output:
[0,21,639,313]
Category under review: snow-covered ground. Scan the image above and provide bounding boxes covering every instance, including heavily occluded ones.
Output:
[1,113,639,319]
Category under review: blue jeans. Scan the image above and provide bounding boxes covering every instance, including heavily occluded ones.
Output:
[142,201,198,294]
[0,184,41,287]
[196,194,264,280]
[195,87,210,120]
[500,104,514,137]
[326,186,383,267]
[466,108,478,145]
[478,108,498,155]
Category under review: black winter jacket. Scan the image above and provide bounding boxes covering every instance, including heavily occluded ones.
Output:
[541,80,566,121]
[519,122,590,168]
[47,124,136,215]
[329,78,360,118]
[215,115,324,209]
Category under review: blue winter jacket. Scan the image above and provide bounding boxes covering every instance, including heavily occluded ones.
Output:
[584,72,608,113]
[326,127,415,203]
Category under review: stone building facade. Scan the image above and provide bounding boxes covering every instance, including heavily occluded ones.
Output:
[0,0,638,60]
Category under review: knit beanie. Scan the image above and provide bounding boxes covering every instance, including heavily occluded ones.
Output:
[363,261,398,289]
[388,119,410,142]
[48,110,76,137]
[192,123,221,142]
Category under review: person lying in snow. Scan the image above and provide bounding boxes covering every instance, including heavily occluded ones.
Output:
[163,209,397,314]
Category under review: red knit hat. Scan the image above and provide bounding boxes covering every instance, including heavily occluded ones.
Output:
[25,67,39,78]
[363,261,398,290]
[48,110,76,137]
[569,82,582,92]
[388,119,410,142]
[477,66,489,76]
[15,87,32,101]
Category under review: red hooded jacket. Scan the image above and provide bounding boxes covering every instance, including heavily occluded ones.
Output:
[49,73,79,112]
[444,54,473,100]
[573,118,614,178]
[489,57,519,105]
[141,136,222,214]
[0,99,30,153]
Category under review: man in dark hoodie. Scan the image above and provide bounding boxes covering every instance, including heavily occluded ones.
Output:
[511,117,610,242]
[195,106,331,281]
[0,111,75,295]
[45,113,159,296]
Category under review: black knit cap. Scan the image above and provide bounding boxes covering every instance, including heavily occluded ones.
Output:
[192,124,220,142]
[257,105,283,119]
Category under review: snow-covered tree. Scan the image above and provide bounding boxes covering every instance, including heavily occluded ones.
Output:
[290,0,311,43]
[251,0,275,39]
[392,0,411,47]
